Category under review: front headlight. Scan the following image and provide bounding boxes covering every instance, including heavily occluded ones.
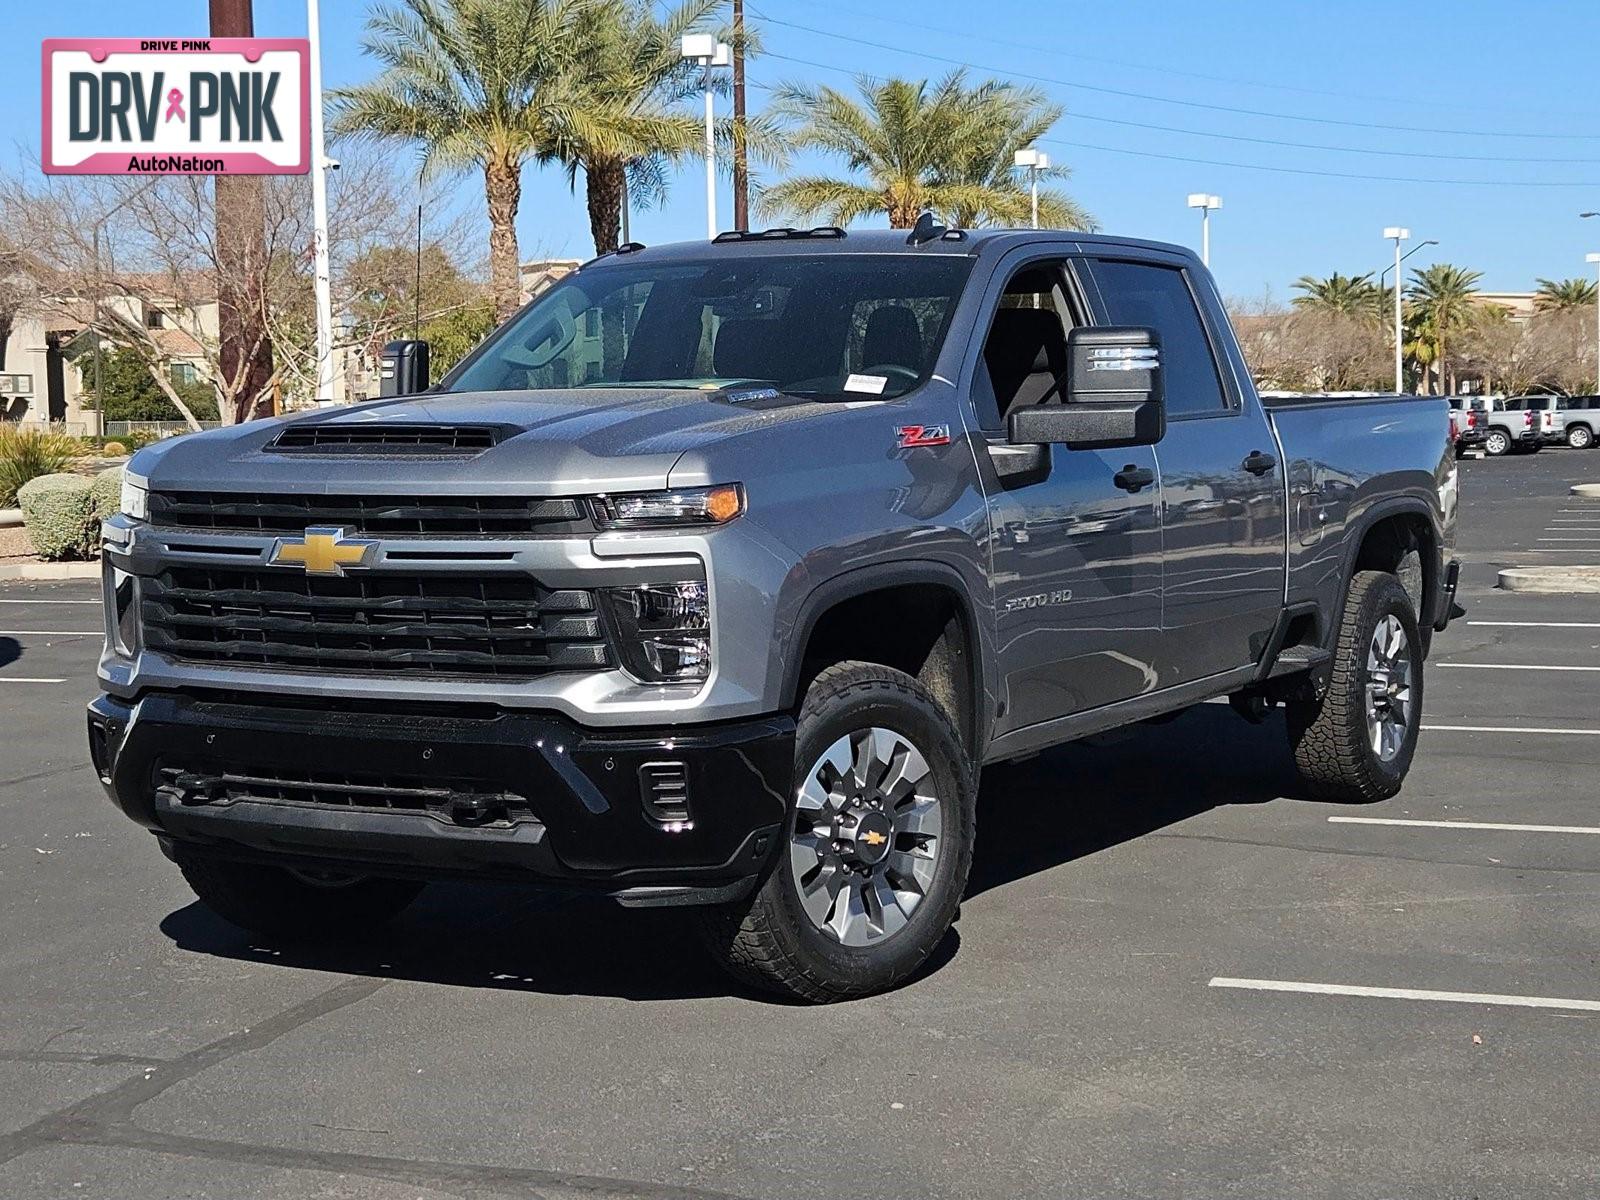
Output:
[603,582,711,684]
[120,475,149,522]
[593,484,743,529]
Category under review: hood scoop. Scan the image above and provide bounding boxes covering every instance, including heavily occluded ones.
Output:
[267,422,511,455]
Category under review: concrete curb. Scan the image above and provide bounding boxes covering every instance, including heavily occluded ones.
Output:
[1571,484,1600,498]
[1499,565,1600,594]
[0,561,100,581]
[0,509,21,529]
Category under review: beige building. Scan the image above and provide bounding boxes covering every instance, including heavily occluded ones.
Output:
[1,284,217,434]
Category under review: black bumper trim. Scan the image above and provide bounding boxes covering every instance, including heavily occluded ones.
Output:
[91,691,792,895]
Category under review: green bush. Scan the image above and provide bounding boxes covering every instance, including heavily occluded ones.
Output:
[0,425,79,508]
[18,473,97,561]
[89,466,124,524]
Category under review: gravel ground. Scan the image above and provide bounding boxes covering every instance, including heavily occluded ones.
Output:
[0,525,34,561]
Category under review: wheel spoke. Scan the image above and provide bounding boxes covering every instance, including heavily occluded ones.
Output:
[887,847,935,892]
[868,875,910,939]
[879,740,930,806]
[798,859,843,927]
[828,876,871,945]
[789,831,826,881]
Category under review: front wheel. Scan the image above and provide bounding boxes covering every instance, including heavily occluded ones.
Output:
[174,849,424,940]
[1568,425,1594,450]
[699,661,975,1003]
[1484,429,1510,456]
[1285,571,1422,803]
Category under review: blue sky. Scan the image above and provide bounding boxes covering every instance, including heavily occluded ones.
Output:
[11,0,1600,300]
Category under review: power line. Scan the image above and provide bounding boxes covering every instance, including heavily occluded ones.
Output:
[759,54,1600,166]
[753,11,1600,142]
[765,0,1600,125]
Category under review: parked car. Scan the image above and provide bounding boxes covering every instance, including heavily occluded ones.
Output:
[1446,397,1488,456]
[1475,397,1541,455]
[90,224,1460,1002]
[1559,396,1599,449]
[1499,395,1567,446]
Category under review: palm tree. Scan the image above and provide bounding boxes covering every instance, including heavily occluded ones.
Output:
[1291,272,1380,318]
[331,0,594,322]
[554,0,723,255]
[759,71,1092,230]
[1406,263,1483,394]
[1534,276,1600,313]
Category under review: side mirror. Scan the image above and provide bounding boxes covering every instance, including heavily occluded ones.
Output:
[379,340,431,398]
[1008,326,1165,449]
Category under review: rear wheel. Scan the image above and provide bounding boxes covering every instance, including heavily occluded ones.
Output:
[699,661,975,1003]
[174,849,424,940]
[1568,424,1594,450]
[1285,571,1422,803]
[1484,429,1510,456]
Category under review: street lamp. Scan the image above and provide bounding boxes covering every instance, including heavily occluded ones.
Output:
[1187,193,1221,267]
[1587,252,1600,394]
[681,34,732,240]
[1378,237,1437,324]
[1014,148,1050,229]
[1384,227,1412,394]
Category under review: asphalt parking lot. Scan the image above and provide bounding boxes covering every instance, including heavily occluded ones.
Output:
[2,449,1597,1199]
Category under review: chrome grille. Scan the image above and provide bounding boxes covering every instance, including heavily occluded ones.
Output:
[148,492,592,536]
[141,567,610,678]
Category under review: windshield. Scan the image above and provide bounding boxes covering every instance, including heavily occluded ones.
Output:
[444,253,974,400]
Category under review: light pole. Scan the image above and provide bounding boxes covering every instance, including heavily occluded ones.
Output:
[1186,194,1222,267]
[307,0,335,404]
[1014,148,1050,229]
[1588,252,1600,394]
[681,34,731,240]
[1378,237,1437,324]
[1384,227,1411,393]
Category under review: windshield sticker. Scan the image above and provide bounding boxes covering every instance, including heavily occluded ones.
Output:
[845,373,889,395]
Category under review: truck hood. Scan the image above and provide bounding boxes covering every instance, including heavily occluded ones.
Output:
[131,387,858,495]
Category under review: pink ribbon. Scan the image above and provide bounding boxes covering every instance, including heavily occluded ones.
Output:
[164,88,185,123]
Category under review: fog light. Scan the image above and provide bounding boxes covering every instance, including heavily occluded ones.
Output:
[603,582,710,684]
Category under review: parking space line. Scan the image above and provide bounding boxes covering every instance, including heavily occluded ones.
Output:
[1437,663,1600,672]
[0,599,101,604]
[1208,977,1600,1013]
[1329,816,1600,834]
[1539,537,1600,542]
[1467,621,1600,628]
[0,677,68,684]
[0,629,102,636]
[1421,722,1600,735]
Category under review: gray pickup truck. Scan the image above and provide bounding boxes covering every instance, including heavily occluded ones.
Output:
[90,222,1459,1002]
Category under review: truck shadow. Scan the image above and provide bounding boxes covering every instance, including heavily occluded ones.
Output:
[0,637,21,669]
[159,704,1299,1003]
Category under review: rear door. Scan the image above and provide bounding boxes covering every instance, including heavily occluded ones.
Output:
[1084,255,1287,686]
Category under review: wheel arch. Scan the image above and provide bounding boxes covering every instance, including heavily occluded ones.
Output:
[782,562,987,760]
[1333,499,1443,643]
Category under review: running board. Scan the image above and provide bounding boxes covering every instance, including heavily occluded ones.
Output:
[1265,645,1332,678]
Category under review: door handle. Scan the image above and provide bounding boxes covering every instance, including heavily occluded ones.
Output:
[1113,465,1155,493]
[1242,451,1277,476]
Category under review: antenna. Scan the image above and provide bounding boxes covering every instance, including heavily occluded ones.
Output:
[906,212,946,245]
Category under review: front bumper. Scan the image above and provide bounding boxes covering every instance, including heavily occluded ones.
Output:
[88,691,792,906]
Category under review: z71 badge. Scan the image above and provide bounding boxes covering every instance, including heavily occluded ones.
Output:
[896,424,952,449]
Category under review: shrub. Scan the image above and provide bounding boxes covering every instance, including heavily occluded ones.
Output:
[89,466,124,524]
[0,425,79,508]
[102,441,129,457]
[18,473,97,561]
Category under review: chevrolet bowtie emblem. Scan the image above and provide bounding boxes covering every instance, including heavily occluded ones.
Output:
[269,527,377,576]
[861,830,888,847]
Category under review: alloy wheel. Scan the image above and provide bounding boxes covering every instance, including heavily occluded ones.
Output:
[1364,614,1414,762]
[789,727,943,947]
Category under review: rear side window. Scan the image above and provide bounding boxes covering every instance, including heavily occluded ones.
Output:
[1089,259,1228,417]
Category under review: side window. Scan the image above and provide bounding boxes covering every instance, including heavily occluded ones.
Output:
[976,262,1080,429]
[1089,259,1228,418]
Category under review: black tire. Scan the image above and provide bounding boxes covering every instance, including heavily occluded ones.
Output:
[1568,424,1594,450]
[174,849,424,940]
[1285,571,1422,803]
[699,661,976,1003]
[1484,429,1510,456]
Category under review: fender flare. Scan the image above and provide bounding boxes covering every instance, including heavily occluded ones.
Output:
[780,559,989,752]
[1328,496,1444,641]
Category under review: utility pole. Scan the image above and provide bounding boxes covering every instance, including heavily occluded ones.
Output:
[306,0,335,404]
[209,0,274,420]
[731,0,749,232]
[1384,227,1410,394]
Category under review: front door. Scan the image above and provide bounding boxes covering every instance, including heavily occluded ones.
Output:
[1085,256,1286,685]
[975,259,1164,737]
